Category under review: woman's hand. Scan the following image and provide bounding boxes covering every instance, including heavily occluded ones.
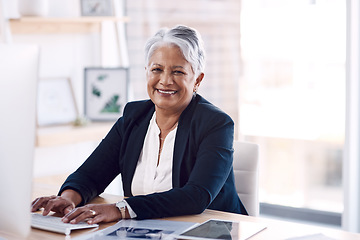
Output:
[62,203,122,225]
[31,189,82,216]
[31,195,76,216]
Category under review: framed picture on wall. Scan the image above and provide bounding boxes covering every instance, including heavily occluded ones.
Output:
[84,67,128,121]
[80,0,114,16]
[37,78,78,126]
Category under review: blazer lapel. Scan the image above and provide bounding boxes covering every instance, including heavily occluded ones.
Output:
[172,95,198,187]
[122,106,154,197]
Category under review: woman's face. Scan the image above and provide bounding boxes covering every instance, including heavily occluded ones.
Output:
[146,44,203,114]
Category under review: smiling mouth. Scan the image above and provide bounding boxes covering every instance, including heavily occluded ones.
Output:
[157,89,177,95]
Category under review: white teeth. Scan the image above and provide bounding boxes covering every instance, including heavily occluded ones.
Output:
[158,89,176,94]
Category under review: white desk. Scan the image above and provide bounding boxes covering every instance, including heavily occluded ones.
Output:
[1,179,359,240]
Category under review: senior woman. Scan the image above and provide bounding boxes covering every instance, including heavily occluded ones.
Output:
[31,25,248,224]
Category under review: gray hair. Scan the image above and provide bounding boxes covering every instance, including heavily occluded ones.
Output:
[144,25,206,77]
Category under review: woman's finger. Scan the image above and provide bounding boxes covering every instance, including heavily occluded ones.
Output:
[87,214,104,225]
[62,206,93,224]
[42,197,71,216]
[31,195,56,212]
[31,198,43,212]
[63,205,74,215]
[71,209,97,224]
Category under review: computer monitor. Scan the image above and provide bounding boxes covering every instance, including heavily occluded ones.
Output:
[0,44,39,237]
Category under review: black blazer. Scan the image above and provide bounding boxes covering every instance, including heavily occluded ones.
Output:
[60,94,248,219]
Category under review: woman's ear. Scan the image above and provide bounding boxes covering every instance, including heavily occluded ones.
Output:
[194,73,204,92]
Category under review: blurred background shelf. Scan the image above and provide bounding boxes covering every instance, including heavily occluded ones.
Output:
[8,16,128,148]
[9,16,129,33]
[36,122,113,147]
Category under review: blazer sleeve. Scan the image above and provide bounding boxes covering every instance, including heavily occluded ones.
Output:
[125,107,235,219]
[58,117,124,205]
[58,100,153,205]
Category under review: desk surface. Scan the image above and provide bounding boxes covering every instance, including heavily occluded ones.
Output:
[1,182,360,240]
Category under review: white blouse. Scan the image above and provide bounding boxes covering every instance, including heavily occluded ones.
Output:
[131,112,177,196]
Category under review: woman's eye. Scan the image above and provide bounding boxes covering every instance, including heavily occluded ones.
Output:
[151,68,162,72]
[173,70,185,75]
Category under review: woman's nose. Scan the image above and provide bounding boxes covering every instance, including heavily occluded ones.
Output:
[159,72,173,85]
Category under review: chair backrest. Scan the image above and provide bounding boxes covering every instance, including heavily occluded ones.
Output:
[233,141,259,216]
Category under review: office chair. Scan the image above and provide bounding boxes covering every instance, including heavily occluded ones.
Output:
[233,141,260,216]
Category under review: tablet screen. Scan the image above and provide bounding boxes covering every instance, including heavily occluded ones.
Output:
[179,219,266,240]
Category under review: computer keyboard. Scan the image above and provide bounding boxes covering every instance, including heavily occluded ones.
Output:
[31,213,99,235]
